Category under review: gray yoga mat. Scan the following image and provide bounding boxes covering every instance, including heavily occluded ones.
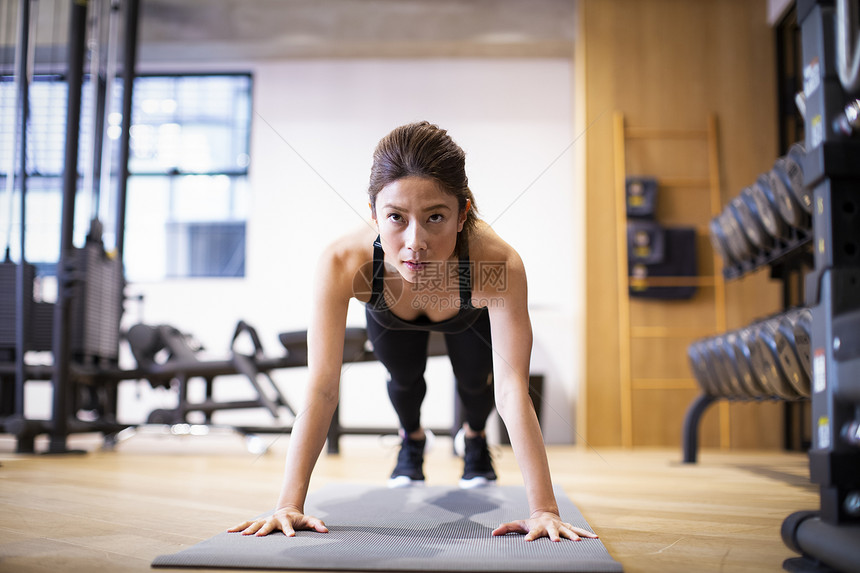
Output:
[152,484,622,572]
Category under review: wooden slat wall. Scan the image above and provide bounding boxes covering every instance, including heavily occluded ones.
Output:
[577,0,787,449]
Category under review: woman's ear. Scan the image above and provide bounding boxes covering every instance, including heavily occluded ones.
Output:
[458,199,471,232]
[369,202,377,225]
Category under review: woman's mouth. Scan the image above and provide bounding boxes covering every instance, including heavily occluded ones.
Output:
[403,260,427,272]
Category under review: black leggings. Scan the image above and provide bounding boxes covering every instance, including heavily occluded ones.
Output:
[365,310,495,435]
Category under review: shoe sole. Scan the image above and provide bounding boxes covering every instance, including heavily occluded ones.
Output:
[388,476,426,489]
[458,476,497,489]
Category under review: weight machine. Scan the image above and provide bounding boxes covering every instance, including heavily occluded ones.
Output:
[1,0,309,453]
[1,0,141,453]
[1,1,321,454]
[780,1,860,571]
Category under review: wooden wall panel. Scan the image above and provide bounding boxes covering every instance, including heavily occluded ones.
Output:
[629,293,719,329]
[631,388,722,447]
[630,337,701,380]
[625,139,711,180]
[729,401,786,449]
[653,189,713,227]
[579,0,785,448]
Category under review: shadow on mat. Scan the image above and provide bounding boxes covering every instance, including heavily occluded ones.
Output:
[274,488,504,562]
[310,487,503,533]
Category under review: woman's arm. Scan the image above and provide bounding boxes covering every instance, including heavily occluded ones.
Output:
[485,249,598,542]
[229,242,357,537]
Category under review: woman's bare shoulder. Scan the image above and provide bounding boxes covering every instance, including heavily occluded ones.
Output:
[468,221,526,299]
[469,221,522,266]
[317,224,377,302]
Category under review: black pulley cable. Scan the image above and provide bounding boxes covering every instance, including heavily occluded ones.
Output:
[3,0,39,263]
[85,0,104,225]
[98,0,121,249]
[2,0,21,261]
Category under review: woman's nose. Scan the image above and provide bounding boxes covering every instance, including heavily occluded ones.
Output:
[406,223,427,252]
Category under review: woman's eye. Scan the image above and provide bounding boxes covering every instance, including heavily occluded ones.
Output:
[387,213,403,223]
[428,214,444,223]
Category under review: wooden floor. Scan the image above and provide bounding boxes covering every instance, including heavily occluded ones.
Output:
[0,429,817,573]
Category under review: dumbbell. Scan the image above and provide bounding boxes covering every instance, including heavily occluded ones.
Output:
[750,174,790,242]
[689,338,721,396]
[731,187,772,253]
[736,324,778,399]
[713,335,753,399]
[787,142,812,218]
[768,142,810,232]
[774,309,811,398]
[688,341,719,396]
[718,204,754,264]
[735,327,773,398]
[746,322,779,399]
[724,330,764,398]
[709,217,737,266]
[703,337,742,398]
[791,307,813,384]
[750,318,802,400]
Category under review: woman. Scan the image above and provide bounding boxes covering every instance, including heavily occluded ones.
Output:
[230,121,596,542]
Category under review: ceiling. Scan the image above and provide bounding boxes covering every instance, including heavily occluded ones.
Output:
[1,0,577,66]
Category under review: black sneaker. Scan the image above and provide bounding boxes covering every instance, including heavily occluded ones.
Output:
[388,435,426,488]
[460,434,497,489]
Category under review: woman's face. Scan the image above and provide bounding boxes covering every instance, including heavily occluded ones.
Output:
[373,176,466,284]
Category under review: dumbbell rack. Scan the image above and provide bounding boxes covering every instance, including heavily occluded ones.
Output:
[681,50,820,463]
[683,209,813,466]
[781,1,860,571]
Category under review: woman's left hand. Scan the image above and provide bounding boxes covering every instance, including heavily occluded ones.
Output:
[492,511,599,542]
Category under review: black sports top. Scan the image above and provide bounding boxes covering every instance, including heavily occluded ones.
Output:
[365,235,488,334]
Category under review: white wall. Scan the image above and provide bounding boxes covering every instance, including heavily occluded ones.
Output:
[116,57,582,444]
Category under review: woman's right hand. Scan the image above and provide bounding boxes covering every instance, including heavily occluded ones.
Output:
[228,507,329,537]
